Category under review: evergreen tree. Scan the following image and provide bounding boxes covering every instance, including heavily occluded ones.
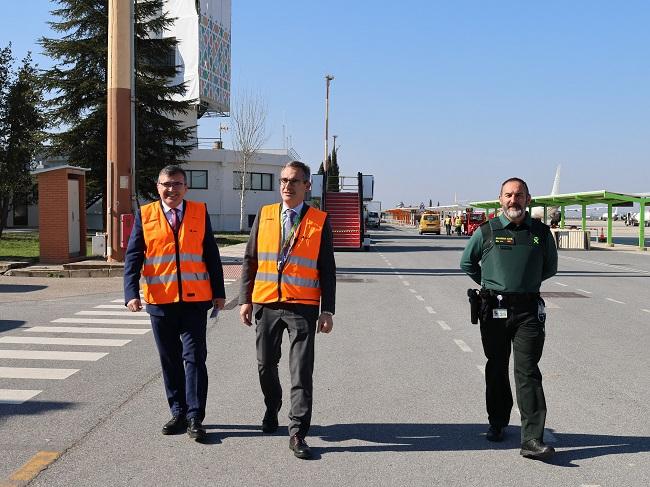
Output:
[40,0,195,211]
[0,50,45,237]
[327,147,340,192]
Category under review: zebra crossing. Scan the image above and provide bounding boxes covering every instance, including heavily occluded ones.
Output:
[0,296,151,405]
[0,275,239,406]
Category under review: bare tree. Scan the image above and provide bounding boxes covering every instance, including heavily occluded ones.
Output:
[230,91,268,232]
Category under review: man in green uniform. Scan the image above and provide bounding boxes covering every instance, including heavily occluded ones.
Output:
[460,177,558,460]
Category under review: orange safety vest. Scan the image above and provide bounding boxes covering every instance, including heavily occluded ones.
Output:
[252,203,326,306]
[141,200,212,304]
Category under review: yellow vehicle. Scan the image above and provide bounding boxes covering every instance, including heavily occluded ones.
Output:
[418,211,441,235]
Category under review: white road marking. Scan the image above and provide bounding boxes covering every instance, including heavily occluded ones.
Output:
[415,295,424,301]
[576,289,592,294]
[110,299,124,303]
[544,300,560,309]
[0,350,108,361]
[52,318,150,325]
[0,336,130,347]
[425,306,436,314]
[555,282,568,287]
[560,254,650,275]
[606,298,625,304]
[0,389,42,404]
[642,309,650,313]
[397,275,404,279]
[95,305,129,309]
[477,365,485,375]
[76,310,148,317]
[409,288,417,293]
[453,339,472,352]
[403,281,410,286]
[437,321,451,330]
[0,367,78,380]
[580,485,602,487]
[26,326,150,335]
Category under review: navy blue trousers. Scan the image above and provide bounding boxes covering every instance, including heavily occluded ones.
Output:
[149,303,208,421]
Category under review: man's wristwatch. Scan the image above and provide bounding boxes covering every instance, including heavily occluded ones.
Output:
[321,311,334,317]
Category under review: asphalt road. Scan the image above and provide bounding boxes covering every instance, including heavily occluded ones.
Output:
[1,226,648,486]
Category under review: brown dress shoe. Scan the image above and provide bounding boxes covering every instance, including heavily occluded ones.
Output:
[289,434,312,459]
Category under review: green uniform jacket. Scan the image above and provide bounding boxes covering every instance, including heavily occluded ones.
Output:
[460,212,558,293]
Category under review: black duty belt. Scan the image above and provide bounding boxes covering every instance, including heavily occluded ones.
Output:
[480,289,540,306]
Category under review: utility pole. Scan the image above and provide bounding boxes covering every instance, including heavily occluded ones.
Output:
[107,0,134,262]
[324,74,334,172]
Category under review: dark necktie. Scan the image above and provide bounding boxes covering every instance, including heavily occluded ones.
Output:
[171,208,180,232]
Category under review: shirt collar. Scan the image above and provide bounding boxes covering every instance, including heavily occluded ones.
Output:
[499,211,531,229]
[161,200,184,215]
[282,201,304,216]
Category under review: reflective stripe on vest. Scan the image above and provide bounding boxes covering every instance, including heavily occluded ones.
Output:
[141,200,212,304]
[252,203,326,305]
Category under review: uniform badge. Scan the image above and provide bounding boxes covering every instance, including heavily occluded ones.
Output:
[533,236,540,245]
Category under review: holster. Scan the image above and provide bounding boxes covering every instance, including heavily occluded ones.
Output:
[467,289,480,324]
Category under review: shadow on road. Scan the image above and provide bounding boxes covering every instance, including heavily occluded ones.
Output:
[0,320,26,333]
[0,284,47,293]
[0,400,78,419]
[338,267,465,276]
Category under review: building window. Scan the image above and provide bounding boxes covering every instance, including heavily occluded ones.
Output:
[187,170,208,189]
[233,171,274,191]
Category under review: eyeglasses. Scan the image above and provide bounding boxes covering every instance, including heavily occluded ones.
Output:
[279,178,306,186]
[157,181,185,189]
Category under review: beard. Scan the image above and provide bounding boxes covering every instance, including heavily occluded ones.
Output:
[504,206,524,219]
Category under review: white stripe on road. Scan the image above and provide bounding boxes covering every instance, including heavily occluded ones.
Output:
[409,288,417,293]
[76,311,148,317]
[26,326,149,335]
[415,295,424,301]
[453,339,472,352]
[0,367,78,380]
[576,289,592,294]
[0,389,42,404]
[642,309,650,313]
[95,305,129,309]
[52,318,149,325]
[606,298,625,304]
[555,282,568,287]
[0,350,108,361]
[437,320,451,330]
[425,306,436,314]
[403,281,410,286]
[0,337,131,347]
[544,300,560,309]
[110,299,124,303]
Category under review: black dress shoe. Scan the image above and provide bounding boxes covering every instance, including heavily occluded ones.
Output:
[162,415,186,435]
[486,425,504,442]
[289,434,312,459]
[520,439,555,460]
[262,401,282,433]
[187,418,207,442]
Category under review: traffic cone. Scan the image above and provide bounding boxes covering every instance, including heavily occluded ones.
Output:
[598,227,606,242]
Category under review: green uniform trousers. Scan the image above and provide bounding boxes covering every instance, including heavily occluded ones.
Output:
[479,301,547,442]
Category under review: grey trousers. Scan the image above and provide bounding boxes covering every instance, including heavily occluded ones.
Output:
[254,303,318,437]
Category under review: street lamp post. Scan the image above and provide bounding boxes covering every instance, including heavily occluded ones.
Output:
[324,75,334,173]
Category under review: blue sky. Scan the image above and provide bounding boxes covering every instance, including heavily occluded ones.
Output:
[3,1,650,208]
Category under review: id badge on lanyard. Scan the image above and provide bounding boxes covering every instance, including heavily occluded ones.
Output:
[492,294,508,319]
[278,215,301,270]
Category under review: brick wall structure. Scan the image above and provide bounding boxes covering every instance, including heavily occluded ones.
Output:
[33,166,90,264]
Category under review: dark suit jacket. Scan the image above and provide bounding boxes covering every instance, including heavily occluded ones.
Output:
[239,203,336,314]
[123,200,226,316]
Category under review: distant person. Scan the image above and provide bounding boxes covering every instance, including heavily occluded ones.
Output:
[460,177,558,461]
[454,215,463,236]
[239,160,336,460]
[124,165,226,442]
[444,215,452,235]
